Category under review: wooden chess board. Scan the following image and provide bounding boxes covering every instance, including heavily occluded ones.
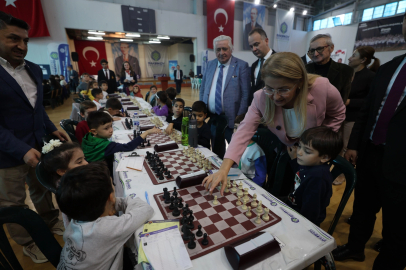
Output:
[145,150,219,185]
[127,133,180,149]
[153,184,281,260]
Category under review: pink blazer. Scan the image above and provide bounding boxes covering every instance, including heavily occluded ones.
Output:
[224,77,345,165]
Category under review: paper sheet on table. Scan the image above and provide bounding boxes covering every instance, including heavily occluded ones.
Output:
[210,168,245,180]
[141,226,192,270]
[116,156,144,172]
[196,146,216,157]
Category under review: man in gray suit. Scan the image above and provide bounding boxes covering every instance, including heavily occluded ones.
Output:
[200,35,250,158]
[114,42,141,80]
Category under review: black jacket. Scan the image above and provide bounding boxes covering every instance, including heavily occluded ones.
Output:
[97,69,117,94]
[347,54,406,186]
[306,60,353,103]
[174,70,183,82]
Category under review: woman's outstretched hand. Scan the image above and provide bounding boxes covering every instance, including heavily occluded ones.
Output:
[202,169,228,196]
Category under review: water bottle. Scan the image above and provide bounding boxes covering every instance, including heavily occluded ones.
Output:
[133,112,140,132]
[181,117,189,146]
[188,116,198,148]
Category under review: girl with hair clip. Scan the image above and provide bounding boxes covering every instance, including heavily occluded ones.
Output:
[151,91,172,116]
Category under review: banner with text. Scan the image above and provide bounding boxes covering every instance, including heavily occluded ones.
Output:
[274,9,294,52]
[169,60,178,80]
[354,15,406,52]
[46,43,71,80]
[144,45,169,78]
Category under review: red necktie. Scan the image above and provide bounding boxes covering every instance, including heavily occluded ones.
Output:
[105,70,108,80]
[371,63,406,145]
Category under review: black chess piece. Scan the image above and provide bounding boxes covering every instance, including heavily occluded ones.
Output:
[168,200,175,210]
[158,173,164,180]
[188,235,196,249]
[187,218,194,230]
[173,187,178,197]
[172,205,180,217]
[188,210,194,222]
[196,225,203,237]
[166,171,172,178]
[180,214,188,225]
[162,188,168,200]
[182,204,189,213]
[164,194,171,204]
[129,118,133,127]
[178,198,183,208]
[201,233,209,245]
[147,140,151,146]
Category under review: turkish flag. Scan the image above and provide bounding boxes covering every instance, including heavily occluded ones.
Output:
[74,40,107,76]
[0,0,49,38]
[207,0,234,49]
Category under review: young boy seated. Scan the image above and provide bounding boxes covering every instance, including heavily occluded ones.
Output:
[91,88,103,110]
[165,98,185,134]
[191,101,211,149]
[82,111,161,163]
[75,101,97,145]
[99,80,108,104]
[102,98,123,121]
[56,162,153,270]
[165,87,177,102]
[145,85,158,107]
[80,80,98,101]
[234,114,267,187]
[287,126,343,226]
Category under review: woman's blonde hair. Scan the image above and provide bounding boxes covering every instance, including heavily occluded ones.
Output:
[261,52,319,134]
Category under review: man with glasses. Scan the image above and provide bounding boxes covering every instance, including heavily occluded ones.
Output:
[305,34,353,103]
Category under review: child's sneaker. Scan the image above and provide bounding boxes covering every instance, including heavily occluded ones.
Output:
[23,242,48,263]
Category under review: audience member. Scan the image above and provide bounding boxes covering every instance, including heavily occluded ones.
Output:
[165,87,177,102]
[145,85,158,107]
[165,98,185,134]
[97,59,117,94]
[174,65,183,94]
[120,60,137,88]
[75,101,97,145]
[199,35,250,158]
[127,84,143,98]
[189,69,194,78]
[152,91,171,116]
[67,65,79,93]
[192,101,211,149]
[91,88,103,110]
[305,34,354,103]
[76,72,90,94]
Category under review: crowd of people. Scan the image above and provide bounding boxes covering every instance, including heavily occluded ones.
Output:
[1,9,406,270]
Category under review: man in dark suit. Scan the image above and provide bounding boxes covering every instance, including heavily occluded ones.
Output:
[247,28,276,105]
[305,34,353,103]
[174,65,183,94]
[332,13,406,270]
[98,59,117,94]
[0,12,69,263]
[243,7,263,50]
[67,64,79,93]
[114,42,141,79]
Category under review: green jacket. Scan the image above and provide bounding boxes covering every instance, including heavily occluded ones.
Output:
[82,133,111,162]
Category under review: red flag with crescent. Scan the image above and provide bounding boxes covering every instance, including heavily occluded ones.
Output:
[73,40,107,76]
[207,0,235,49]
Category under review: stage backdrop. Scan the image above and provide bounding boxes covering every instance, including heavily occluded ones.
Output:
[242,2,266,50]
[273,9,294,52]
[207,0,235,49]
[73,40,107,75]
[354,15,406,52]
[144,45,169,78]
[112,42,141,79]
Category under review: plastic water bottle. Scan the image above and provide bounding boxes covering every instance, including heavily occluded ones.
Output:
[133,112,140,133]
[188,117,198,148]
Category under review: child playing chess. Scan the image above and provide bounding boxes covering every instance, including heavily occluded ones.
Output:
[91,88,103,110]
[151,91,172,117]
[99,80,108,104]
[80,80,99,101]
[102,98,123,121]
[56,162,153,270]
[75,101,97,144]
[287,126,343,226]
[128,84,143,98]
[145,85,158,107]
[82,111,161,164]
[192,101,211,149]
[234,114,267,187]
[165,98,185,134]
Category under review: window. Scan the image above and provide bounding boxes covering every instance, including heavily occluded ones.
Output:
[320,18,328,29]
[373,5,384,18]
[313,20,320,31]
[343,12,352,24]
[327,17,335,28]
[384,2,398,16]
[333,17,342,26]
[397,0,406,13]
[362,7,374,21]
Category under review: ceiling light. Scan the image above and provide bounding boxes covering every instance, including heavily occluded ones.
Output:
[290,7,295,12]
[149,40,161,44]
[87,36,103,40]
[273,4,277,8]
[303,10,307,15]
[88,31,105,35]
[254,0,260,4]
[125,33,141,37]
[120,39,133,42]
[157,36,170,39]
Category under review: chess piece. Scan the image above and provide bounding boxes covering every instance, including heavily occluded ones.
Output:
[169,198,175,210]
[201,233,209,245]
[224,183,229,193]
[178,198,183,208]
[251,199,258,208]
[256,201,263,214]
[188,210,194,221]
[158,172,164,180]
[236,195,242,206]
[213,195,219,205]
[164,194,171,204]
[246,206,252,217]
[182,225,191,241]
[187,218,194,230]
[147,140,151,146]
[237,182,243,197]
[262,208,270,222]
[253,193,257,200]
[255,214,262,224]
[231,181,237,193]
[172,205,180,217]
[243,188,249,203]
[196,225,203,237]
[242,200,247,210]
[173,187,178,197]
[162,187,168,200]
[188,235,196,249]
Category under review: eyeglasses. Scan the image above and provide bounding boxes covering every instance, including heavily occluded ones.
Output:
[308,45,329,56]
[263,84,297,96]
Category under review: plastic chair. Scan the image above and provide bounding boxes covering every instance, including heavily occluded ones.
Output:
[183,106,192,117]
[60,119,79,142]
[0,207,62,269]
[190,78,196,89]
[36,161,58,194]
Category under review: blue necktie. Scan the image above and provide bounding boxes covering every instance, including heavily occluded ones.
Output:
[215,64,224,115]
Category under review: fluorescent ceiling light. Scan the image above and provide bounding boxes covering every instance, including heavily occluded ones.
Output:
[290,7,295,12]
[273,4,277,8]
[149,40,161,44]
[120,39,133,42]
[157,36,170,39]
[87,36,103,40]
[125,33,141,37]
[88,31,105,35]
[303,10,307,15]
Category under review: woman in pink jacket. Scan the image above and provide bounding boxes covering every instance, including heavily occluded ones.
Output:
[203,52,346,195]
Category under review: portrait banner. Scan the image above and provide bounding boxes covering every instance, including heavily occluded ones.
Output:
[274,9,294,52]
[144,45,169,78]
[354,15,406,52]
[112,42,141,78]
[207,0,235,49]
[243,2,266,50]
[331,49,347,63]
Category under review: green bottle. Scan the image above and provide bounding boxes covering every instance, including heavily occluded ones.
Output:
[181,117,189,146]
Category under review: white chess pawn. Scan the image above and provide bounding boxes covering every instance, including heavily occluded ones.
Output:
[225,182,230,193]
[251,199,258,208]
[213,195,219,205]
[243,188,249,202]
[262,208,270,222]
[242,200,247,210]
[236,195,242,206]
[256,200,263,214]
[231,182,237,193]
[245,206,252,217]
[255,214,262,224]
[253,193,257,201]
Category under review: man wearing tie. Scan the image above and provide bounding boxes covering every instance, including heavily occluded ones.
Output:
[199,35,250,158]
[67,65,79,94]
[97,59,117,94]
[243,7,263,50]
[247,28,276,105]
[174,65,183,94]
[332,13,406,270]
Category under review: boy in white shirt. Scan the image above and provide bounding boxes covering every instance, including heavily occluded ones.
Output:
[91,88,103,110]
[59,75,67,87]
[99,80,108,105]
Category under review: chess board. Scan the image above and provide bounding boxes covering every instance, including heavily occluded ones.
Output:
[145,150,219,185]
[121,119,155,130]
[153,185,281,260]
[127,132,179,150]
